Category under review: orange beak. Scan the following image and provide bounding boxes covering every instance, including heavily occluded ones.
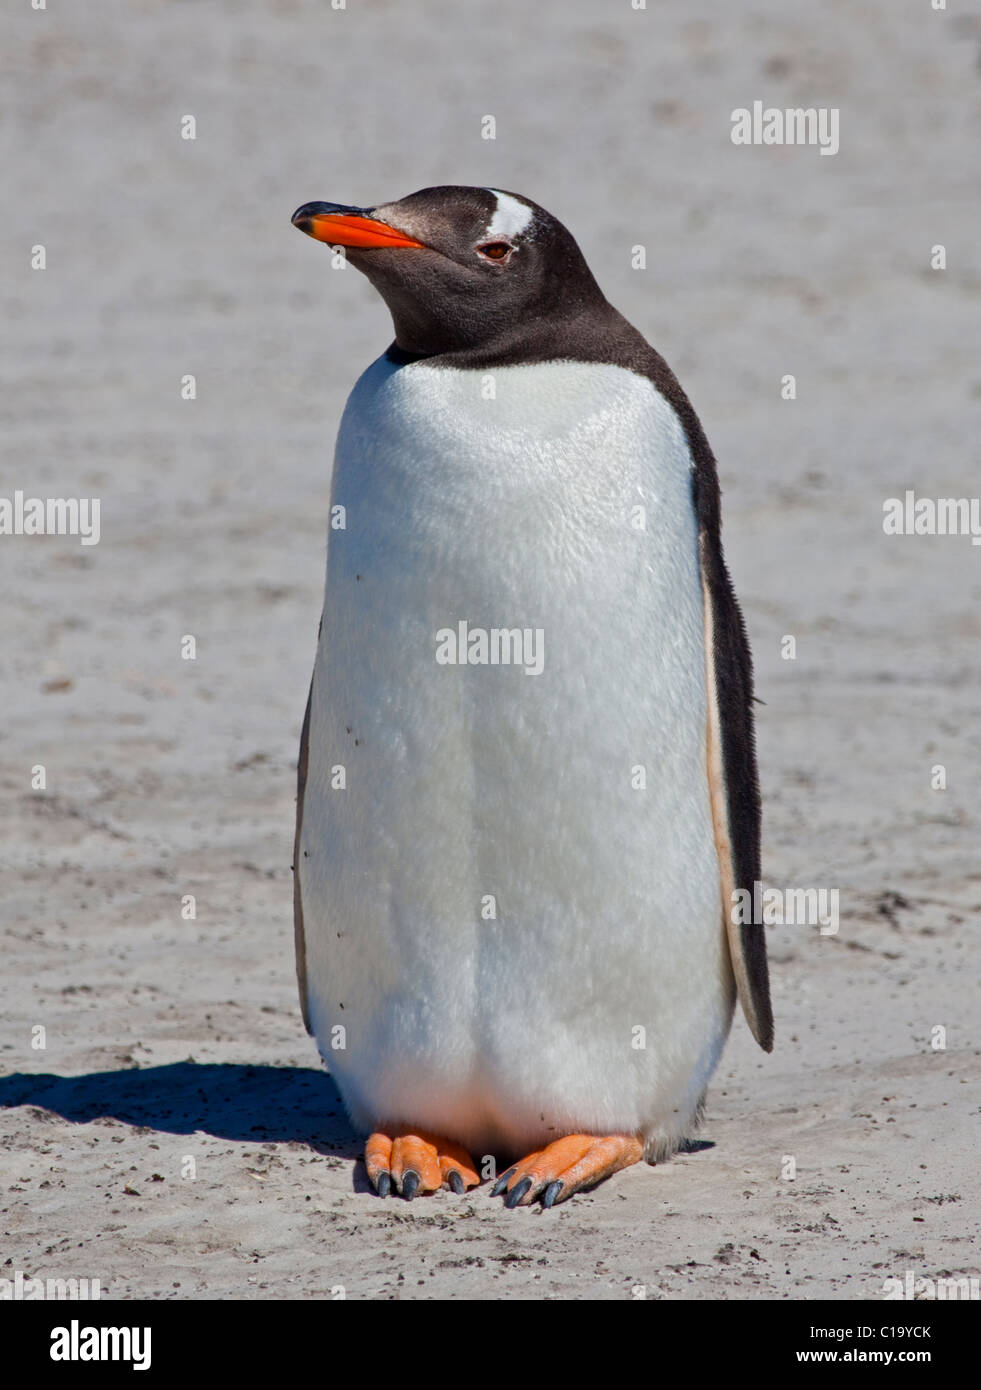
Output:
[291,202,425,250]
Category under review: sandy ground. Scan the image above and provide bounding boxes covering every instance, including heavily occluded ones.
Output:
[2,0,980,1301]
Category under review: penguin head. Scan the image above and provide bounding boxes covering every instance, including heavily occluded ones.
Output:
[291,185,606,357]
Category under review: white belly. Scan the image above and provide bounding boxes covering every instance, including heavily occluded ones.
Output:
[299,355,735,1160]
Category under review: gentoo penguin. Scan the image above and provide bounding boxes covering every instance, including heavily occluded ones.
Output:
[291,186,772,1208]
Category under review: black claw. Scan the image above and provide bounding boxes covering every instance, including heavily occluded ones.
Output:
[504,1176,532,1208]
[448,1169,465,1195]
[374,1171,391,1198]
[542,1180,563,1209]
[401,1169,420,1200]
[491,1168,515,1197]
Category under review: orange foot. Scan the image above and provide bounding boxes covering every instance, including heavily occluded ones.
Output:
[365,1129,481,1200]
[492,1133,644,1208]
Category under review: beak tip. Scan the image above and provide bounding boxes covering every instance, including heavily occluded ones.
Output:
[290,201,425,251]
[291,203,318,233]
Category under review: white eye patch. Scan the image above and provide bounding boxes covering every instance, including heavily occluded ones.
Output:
[484,189,534,241]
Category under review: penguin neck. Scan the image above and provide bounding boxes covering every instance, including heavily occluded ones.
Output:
[386,297,633,372]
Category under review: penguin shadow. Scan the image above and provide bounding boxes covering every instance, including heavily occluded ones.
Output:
[0,1062,363,1164]
[0,1065,715,1193]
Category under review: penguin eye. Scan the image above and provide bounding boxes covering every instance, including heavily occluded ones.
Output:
[476,241,513,262]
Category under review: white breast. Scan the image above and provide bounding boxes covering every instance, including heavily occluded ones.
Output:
[299,356,735,1160]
